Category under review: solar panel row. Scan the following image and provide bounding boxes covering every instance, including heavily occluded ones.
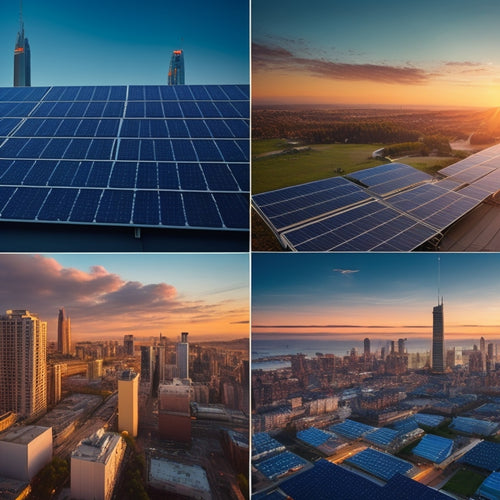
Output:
[345,448,413,481]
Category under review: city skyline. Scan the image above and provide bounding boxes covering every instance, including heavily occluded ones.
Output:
[0,254,249,342]
[0,0,249,87]
[252,253,500,340]
[253,0,500,107]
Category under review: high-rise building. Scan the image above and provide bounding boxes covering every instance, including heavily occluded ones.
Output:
[158,379,192,442]
[432,299,444,373]
[0,310,47,418]
[363,338,370,356]
[168,49,185,85]
[176,332,189,379]
[140,345,154,383]
[118,370,139,437]
[398,338,406,355]
[57,308,71,355]
[123,335,134,356]
[13,1,31,87]
[47,363,62,406]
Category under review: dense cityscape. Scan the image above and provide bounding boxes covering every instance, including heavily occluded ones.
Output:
[0,307,249,499]
[251,297,500,499]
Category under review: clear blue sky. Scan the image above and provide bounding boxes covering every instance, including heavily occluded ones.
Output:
[253,253,500,339]
[0,0,249,87]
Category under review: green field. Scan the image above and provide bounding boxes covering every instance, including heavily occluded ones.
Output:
[252,140,460,194]
[442,468,485,497]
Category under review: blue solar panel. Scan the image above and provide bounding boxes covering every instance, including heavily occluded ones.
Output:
[0,84,249,234]
[330,419,375,439]
[364,427,400,447]
[459,441,500,471]
[252,433,285,458]
[450,416,500,436]
[345,448,413,481]
[254,451,307,481]
[477,472,500,500]
[412,434,453,463]
[297,427,331,447]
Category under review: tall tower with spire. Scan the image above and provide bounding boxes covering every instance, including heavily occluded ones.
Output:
[14,0,31,87]
[168,49,185,85]
[432,258,444,373]
[57,308,71,356]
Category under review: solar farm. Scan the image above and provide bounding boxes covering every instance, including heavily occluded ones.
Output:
[252,144,500,251]
[412,434,453,464]
[449,416,500,436]
[0,84,249,251]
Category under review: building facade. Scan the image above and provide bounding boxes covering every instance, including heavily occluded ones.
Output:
[123,335,134,356]
[57,308,71,355]
[176,332,189,379]
[13,4,31,87]
[0,310,47,418]
[158,379,192,442]
[71,429,126,500]
[118,370,139,437]
[432,300,445,373]
[168,49,185,85]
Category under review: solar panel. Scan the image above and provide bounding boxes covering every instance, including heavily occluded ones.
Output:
[458,441,500,471]
[364,427,400,447]
[345,448,413,481]
[412,434,453,463]
[476,472,500,500]
[449,416,500,436]
[297,427,332,447]
[330,419,375,439]
[254,451,307,481]
[0,84,249,235]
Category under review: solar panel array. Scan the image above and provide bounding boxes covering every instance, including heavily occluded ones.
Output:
[252,433,285,459]
[449,416,500,436]
[477,472,500,500]
[345,448,414,481]
[275,459,449,500]
[297,427,331,447]
[414,413,446,428]
[0,85,249,232]
[458,441,500,471]
[364,427,400,447]
[330,419,375,439]
[253,152,500,250]
[254,451,307,481]
[412,434,453,464]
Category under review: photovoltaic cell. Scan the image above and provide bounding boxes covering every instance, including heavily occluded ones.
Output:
[0,84,249,232]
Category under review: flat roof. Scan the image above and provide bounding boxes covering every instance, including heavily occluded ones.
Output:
[149,458,210,493]
[0,425,51,445]
[72,429,122,464]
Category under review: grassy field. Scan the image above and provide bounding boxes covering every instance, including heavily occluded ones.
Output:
[442,468,485,497]
[252,141,459,194]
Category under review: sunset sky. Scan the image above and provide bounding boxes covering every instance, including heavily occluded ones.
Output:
[252,253,500,340]
[253,0,500,107]
[0,254,249,342]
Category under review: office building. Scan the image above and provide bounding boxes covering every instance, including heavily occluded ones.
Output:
[71,429,126,500]
[140,345,154,383]
[13,2,31,87]
[47,363,62,406]
[0,426,52,481]
[0,309,47,418]
[176,332,189,379]
[123,335,134,356]
[168,49,184,85]
[432,299,445,373]
[87,359,103,381]
[57,307,71,355]
[118,370,139,437]
[158,379,192,442]
[363,337,370,356]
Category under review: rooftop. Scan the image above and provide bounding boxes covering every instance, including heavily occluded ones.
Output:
[0,425,51,445]
[149,458,210,493]
[72,429,123,464]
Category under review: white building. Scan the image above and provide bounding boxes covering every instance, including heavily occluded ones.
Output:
[0,426,52,481]
[71,429,126,500]
[0,310,47,418]
[118,370,139,437]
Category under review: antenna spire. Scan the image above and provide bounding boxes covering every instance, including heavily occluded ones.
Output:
[19,0,24,32]
[437,256,441,304]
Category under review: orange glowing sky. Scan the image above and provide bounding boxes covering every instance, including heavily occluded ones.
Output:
[0,254,249,342]
[252,254,500,342]
[253,0,500,107]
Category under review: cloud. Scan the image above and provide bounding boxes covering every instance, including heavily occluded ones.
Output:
[333,269,359,275]
[0,255,247,339]
[253,42,430,85]
[252,324,426,329]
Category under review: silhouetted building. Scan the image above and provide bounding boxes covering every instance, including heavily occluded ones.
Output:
[0,310,47,418]
[168,49,184,85]
[57,308,71,355]
[432,299,444,373]
[364,338,370,356]
[141,346,154,383]
[13,2,30,87]
[123,335,134,356]
[47,364,62,406]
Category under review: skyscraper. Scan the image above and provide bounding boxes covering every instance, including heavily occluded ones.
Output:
[432,299,444,373]
[168,49,185,85]
[0,309,47,418]
[13,1,31,87]
[118,370,139,437]
[363,337,370,356]
[176,332,189,379]
[57,308,71,355]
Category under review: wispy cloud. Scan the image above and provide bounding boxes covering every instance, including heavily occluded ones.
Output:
[253,42,430,85]
[333,269,360,275]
